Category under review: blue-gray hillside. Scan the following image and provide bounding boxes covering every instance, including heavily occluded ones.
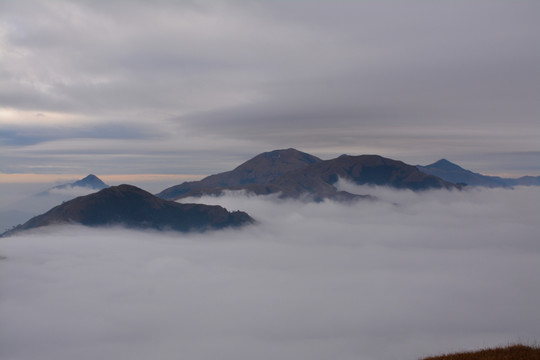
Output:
[417,159,540,187]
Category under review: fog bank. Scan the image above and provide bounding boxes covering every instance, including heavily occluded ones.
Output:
[1,187,539,360]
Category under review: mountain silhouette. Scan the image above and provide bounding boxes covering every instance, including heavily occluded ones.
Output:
[271,154,456,198]
[3,185,253,236]
[424,159,465,172]
[69,174,108,189]
[158,149,457,201]
[417,159,540,187]
[157,148,322,199]
[39,174,109,195]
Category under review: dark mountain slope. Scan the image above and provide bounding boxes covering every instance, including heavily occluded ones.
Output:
[417,159,540,187]
[269,154,456,199]
[3,185,253,236]
[159,151,457,202]
[158,148,321,199]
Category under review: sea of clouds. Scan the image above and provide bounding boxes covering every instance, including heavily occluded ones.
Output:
[1,184,539,360]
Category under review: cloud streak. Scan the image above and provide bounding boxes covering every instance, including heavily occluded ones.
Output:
[1,186,539,360]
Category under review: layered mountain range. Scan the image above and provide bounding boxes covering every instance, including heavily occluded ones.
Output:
[5,148,536,237]
[157,148,457,201]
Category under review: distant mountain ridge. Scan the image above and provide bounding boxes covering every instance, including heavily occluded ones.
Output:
[273,154,455,196]
[158,149,457,201]
[417,159,540,187]
[2,185,253,237]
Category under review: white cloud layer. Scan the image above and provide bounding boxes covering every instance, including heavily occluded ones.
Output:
[1,186,539,360]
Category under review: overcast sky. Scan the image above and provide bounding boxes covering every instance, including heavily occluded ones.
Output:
[1,0,539,177]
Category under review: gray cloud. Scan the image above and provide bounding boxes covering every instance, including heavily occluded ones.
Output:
[1,187,539,360]
[0,122,158,146]
[0,1,539,174]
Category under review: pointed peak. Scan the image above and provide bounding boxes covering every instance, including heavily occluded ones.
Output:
[435,158,452,164]
[82,174,99,180]
[72,174,108,189]
[426,159,464,171]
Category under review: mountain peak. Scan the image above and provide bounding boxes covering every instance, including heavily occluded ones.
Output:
[269,154,455,194]
[4,184,253,236]
[36,174,109,196]
[159,151,457,201]
[157,148,322,199]
[71,174,108,189]
[425,159,465,171]
[417,159,512,187]
[242,148,321,169]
